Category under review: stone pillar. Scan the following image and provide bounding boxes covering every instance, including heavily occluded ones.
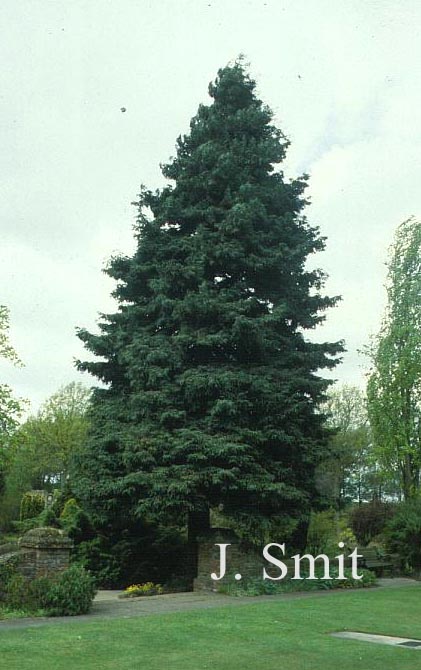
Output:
[193,528,263,592]
[18,527,73,580]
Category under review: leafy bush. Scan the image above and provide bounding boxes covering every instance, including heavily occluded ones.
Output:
[71,537,121,587]
[20,492,45,521]
[349,500,396,545]
[0,555,20,600]
[218,567,376,596]
[385,499,421,571]
[36,507,61,528]
[59,498,95,544]
[4,573,50,611]
[4,565,96,616]
[4,574,31,609]
[327,566,377,589]
[45,564,97,616]
[306,510,357,556]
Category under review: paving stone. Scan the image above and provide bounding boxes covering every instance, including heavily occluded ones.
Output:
[332,631,421,648]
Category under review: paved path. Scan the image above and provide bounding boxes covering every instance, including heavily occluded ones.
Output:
[0,578,418,631]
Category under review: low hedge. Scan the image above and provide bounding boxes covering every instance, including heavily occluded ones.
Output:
[2,564,97,616]
[218,567,377,596]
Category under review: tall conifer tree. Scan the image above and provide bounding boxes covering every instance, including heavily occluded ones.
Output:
[74,63,342,558]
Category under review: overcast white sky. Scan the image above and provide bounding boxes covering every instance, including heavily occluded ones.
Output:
[1,0,420,412]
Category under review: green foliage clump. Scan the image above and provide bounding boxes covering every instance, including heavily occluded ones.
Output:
[327,566,377,589]
[70,537,121,587]
[20,492,45,521]
[59,498,95,544]
[0,554,20,600]
[36,507,61,528]
[45,564,97,616]
[306,510,357,556]
[218,567,376,596]
[349,500,396,545]
[385,499,421,570]
[4,565,96,616]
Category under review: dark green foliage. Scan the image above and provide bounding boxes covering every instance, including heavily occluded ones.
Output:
[51,481,74,517]
[73,522,188,588]
[385,499,421,570]
[20,492,45,521]
[0,554,19,600]
[349,500,396,545]
[4,573,32,610]
[59,498,96,544]
[45,564,97,616]
[73,62,343,552]
[37,507,61,528]
[218,567,377,596]
[70,537,121,588]
[4,573,51,612]
[3,565,96,616]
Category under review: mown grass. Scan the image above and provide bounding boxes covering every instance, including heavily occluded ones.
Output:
[0,586,420,670]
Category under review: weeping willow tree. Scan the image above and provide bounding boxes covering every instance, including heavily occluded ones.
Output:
[367,218,421,499]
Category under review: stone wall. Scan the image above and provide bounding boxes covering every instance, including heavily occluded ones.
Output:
[193,528,360,591]
[0,527,73,584]
[194,528,264,591]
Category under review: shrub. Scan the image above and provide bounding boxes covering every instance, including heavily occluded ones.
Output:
[327,566,377,589]
[4,574,31,610]
[306,510,357,556]
[349,500,396,545]
[4,565,96,616]
[20,492,45,521]
[71,537,121,587]
[0,556,20,603]
[217,567,376,596]
[45,564,97,616]
[59,498,95,544]
[385,499,421,571]
[37,507,61,528]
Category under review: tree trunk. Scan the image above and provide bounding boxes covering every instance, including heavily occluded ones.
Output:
[402,453,418,500]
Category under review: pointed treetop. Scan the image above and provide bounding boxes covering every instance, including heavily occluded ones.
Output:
[208,60,256,110]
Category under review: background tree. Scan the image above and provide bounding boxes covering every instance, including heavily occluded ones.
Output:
[73,62,343,571]
[367,218,421,500]
[316,384,374,506]
[19,381,92,487]
[316,383,400,506]
[0,382,91,527]
[0,306,25,497]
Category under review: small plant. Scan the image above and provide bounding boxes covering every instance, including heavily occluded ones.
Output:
[121,582,164,598]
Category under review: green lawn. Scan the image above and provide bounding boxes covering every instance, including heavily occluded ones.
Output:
[0,587,420,670]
